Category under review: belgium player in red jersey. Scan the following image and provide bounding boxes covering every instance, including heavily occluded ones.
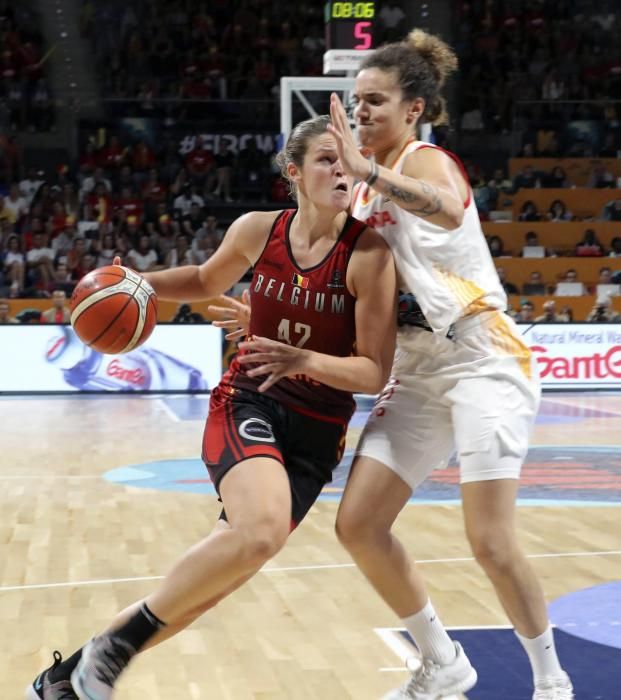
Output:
[27,115,396,700]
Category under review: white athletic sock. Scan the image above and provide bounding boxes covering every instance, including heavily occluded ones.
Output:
[516,625,564,683]
[402,600,456,665]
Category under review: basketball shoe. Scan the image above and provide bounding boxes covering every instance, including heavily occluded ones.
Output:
[25,651,79,700]
[533,672,574,699]
[71,635,136,700]
[382,642,477,700]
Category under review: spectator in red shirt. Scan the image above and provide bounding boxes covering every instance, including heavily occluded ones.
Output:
[50,201,68,238]
[41,289,71,323]
[130,140,156,176]
[141,168,167,206]
[86,182,113,224]
[116,186,144,224]
[66,237,88,279]
[185,136,215,189]
[99,136,127,170]
[76,250,97,279]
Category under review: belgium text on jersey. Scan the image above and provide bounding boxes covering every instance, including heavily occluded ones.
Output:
[253,273,346,314]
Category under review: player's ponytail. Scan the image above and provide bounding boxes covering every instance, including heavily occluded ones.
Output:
[359,29,458,126]
[275,115,331,201]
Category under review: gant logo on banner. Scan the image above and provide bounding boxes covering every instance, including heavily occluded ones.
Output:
[520,323,621,388]
[531,345,621,380]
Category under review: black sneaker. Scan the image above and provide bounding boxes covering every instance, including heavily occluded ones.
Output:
[25,651,78,700]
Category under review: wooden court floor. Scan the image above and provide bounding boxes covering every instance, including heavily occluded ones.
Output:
[2,392,621,699]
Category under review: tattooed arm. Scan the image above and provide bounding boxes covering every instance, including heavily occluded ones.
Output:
[367,147,468,231]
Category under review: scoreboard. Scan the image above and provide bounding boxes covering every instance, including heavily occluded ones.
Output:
[324,1,376,51]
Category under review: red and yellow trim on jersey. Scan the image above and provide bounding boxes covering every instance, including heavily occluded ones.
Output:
[413,144,472,209]
[485,311,533,379]
[434,266,490,311]
[434,267,532,378]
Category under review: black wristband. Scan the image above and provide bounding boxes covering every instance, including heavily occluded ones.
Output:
[364,161,379,187]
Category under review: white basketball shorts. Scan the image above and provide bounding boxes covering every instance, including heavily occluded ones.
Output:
[356,311,541,490]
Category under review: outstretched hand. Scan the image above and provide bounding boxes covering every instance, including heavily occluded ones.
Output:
[327,92,371,181]
[208,289,251,341]
[237,335,310,392]
[113,256,122,266]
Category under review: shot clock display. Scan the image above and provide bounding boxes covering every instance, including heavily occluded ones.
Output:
[325,1,376,51]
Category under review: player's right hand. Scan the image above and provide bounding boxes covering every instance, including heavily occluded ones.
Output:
[113,256,122,266]
[208,289,251,341]
[328,92,371,182]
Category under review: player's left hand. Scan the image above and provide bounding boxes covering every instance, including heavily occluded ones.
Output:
[208,289,251,341]
[328,92,371,181]
[237,336,309,392]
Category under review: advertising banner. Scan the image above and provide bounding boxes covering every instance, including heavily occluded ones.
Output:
[520,323,621,389]
[0,325,222,393]
[2,323,619,393]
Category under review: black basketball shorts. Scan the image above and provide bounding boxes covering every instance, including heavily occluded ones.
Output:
[202,385,347,528]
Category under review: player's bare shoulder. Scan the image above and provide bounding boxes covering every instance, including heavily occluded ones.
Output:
[353,223,393,257]
[347,222,395,296]
[228,209,285,263]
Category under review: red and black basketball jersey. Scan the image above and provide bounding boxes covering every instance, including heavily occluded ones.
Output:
[224,208,366,422]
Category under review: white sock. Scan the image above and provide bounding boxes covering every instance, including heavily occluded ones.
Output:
[402,600,456,665]
[516,625,564,682]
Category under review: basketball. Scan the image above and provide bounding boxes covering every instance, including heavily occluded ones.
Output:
[70,265,158,354]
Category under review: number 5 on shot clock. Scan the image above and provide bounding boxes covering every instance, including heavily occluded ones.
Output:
[324,1,376,74]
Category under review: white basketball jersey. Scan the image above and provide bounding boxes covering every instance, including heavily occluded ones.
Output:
[352,140,507,333]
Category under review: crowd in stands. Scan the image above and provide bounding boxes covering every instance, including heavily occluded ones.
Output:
[470,160,621,217]
[0,125,298,304]
[510,297,621,323]
[81,0,324,122]
[81,0,407,111]
[456,0,620,156]
[498,262,621,298]
[1,124,620,321]
[0,1,619,324]
[0,1,54,132]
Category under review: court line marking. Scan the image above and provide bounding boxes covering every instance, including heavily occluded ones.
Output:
[157,398,181,423]
[1,550,620,593]
[376,624,514,685]
[374,628,461,698]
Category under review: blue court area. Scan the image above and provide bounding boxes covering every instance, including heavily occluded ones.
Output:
[383,626,621,699]
[98,392,621,696]
[550,581,621,650]
[122,393,621,506]
[103,444,621,506]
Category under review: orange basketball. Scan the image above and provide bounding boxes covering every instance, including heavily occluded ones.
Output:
[70,265,158,354]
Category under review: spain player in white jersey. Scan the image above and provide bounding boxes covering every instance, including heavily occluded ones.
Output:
[328,30,574,700]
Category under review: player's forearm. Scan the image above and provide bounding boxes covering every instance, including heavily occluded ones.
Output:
[302,352,387,395]
[142,266,209,301]
[365,162,463,230]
